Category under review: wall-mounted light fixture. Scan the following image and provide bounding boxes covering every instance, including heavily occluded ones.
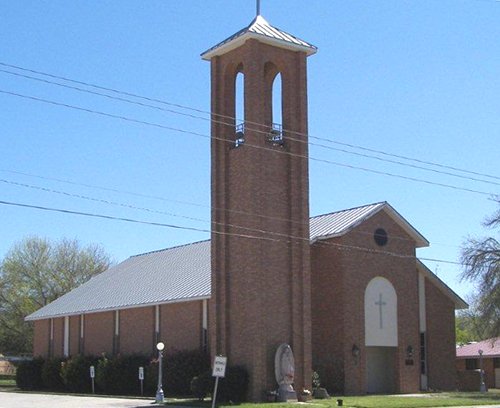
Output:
[406,345,414,359]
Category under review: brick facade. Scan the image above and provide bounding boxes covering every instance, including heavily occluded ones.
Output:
[312,211,421,394]
[52,317,64,358]
[120,306,155,355]
[32,301,205,359]
[28,17,462,402]
[160,301,203,352]
[209,39,312,401]
[84,311,114,356]
[425,279,457,390]
[457,357,497,390]
[69,315,80,356]
[33,319,50,357]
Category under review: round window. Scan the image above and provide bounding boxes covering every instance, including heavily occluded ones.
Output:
[374,228,388,246]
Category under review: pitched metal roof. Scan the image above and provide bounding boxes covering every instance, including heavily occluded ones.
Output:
[310,201,429,248]
[26,240,211,321]
[26,202,430,321]
[456,338,500,359]
[201,15,317,60]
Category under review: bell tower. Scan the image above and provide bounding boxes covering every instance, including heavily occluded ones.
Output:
[202,11,316,401]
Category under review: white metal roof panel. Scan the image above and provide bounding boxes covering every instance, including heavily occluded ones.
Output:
[310,201,429,248]
[310,202,385,241]
[201,15,317,60]
[26,202,429,321]
[26,240,211,321]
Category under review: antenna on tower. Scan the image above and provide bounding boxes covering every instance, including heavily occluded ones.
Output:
[256,0,261,16]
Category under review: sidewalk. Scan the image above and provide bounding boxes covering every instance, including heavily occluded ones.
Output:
[0,392,155,408]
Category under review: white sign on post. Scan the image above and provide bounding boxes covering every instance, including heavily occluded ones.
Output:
[212,356,227,378]
[211,356,227,408]
[138,367,144,380]
[90,365,96,394]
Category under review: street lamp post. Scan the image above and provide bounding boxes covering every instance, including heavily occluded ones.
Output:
[478,349,486,393]
[156,342,165,403]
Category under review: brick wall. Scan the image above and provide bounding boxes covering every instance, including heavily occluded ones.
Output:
[69,315,80,356]
[161,301,202,352]
[311,240,345,393]
[84,311,114,356]
[210,39,312,401]
[425,279,456,390]
[120,306,155,355]
[457,357,496,390]
[33,319,50,357]
[457,370,481,391]
[52,317,64,358]
[483,358,496,389]
[311,210,421,394]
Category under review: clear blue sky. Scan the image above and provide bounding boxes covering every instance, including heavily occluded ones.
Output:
[1,1,499,302]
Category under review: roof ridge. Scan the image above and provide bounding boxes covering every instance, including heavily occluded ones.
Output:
[130,239,210,259]
[310,201,387,220]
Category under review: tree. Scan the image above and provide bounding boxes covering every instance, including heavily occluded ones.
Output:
[456,295,490,345]
[460,201,500,339]
[0,237,111,354]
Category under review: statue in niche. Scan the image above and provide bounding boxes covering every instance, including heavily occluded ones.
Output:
[274,343,297,402]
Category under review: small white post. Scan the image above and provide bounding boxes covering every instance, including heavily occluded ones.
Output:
[90,365,95,394]
[139,366,144,396]
[212,377,220,408]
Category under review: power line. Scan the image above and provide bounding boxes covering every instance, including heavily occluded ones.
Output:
[0,177,311,243]
[6,175,457,247]
[2,67,498,188]
[0,198,465,266]
[0,88,496,198]
[1,61,498,183]
[3,170,471,250]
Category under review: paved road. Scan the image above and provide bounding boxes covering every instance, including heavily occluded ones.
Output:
[0,392,155,408]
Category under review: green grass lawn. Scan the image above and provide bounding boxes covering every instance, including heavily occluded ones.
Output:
[0,374,16,388]
[166,390,500,408]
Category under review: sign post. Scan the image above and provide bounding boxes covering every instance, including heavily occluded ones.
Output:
[89,365,95,394]
[139,366,144,396]
[211,356,227,408]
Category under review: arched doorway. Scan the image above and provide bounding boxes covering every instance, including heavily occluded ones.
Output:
[364,277,398,393]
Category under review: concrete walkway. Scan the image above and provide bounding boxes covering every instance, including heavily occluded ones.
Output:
[0,392,155,408]
[1,392,500,408]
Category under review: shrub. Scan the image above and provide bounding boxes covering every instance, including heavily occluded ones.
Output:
[144,358,160,396]
[95,354,149,395]
[190,371,212,400]
[41,357,66,391]
[60,354,98,393]
[217,365,249,403]
[164,349,210,396]
[15,357,44,390]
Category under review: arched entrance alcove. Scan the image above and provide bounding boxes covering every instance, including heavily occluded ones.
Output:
[364,277,398,393]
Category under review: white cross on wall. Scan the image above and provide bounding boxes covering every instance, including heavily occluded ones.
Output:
[375,293,387,329]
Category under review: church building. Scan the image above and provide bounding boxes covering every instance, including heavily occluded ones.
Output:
[26,11,466,400]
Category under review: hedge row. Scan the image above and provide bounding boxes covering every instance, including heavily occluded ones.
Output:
[15,349,210,397]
